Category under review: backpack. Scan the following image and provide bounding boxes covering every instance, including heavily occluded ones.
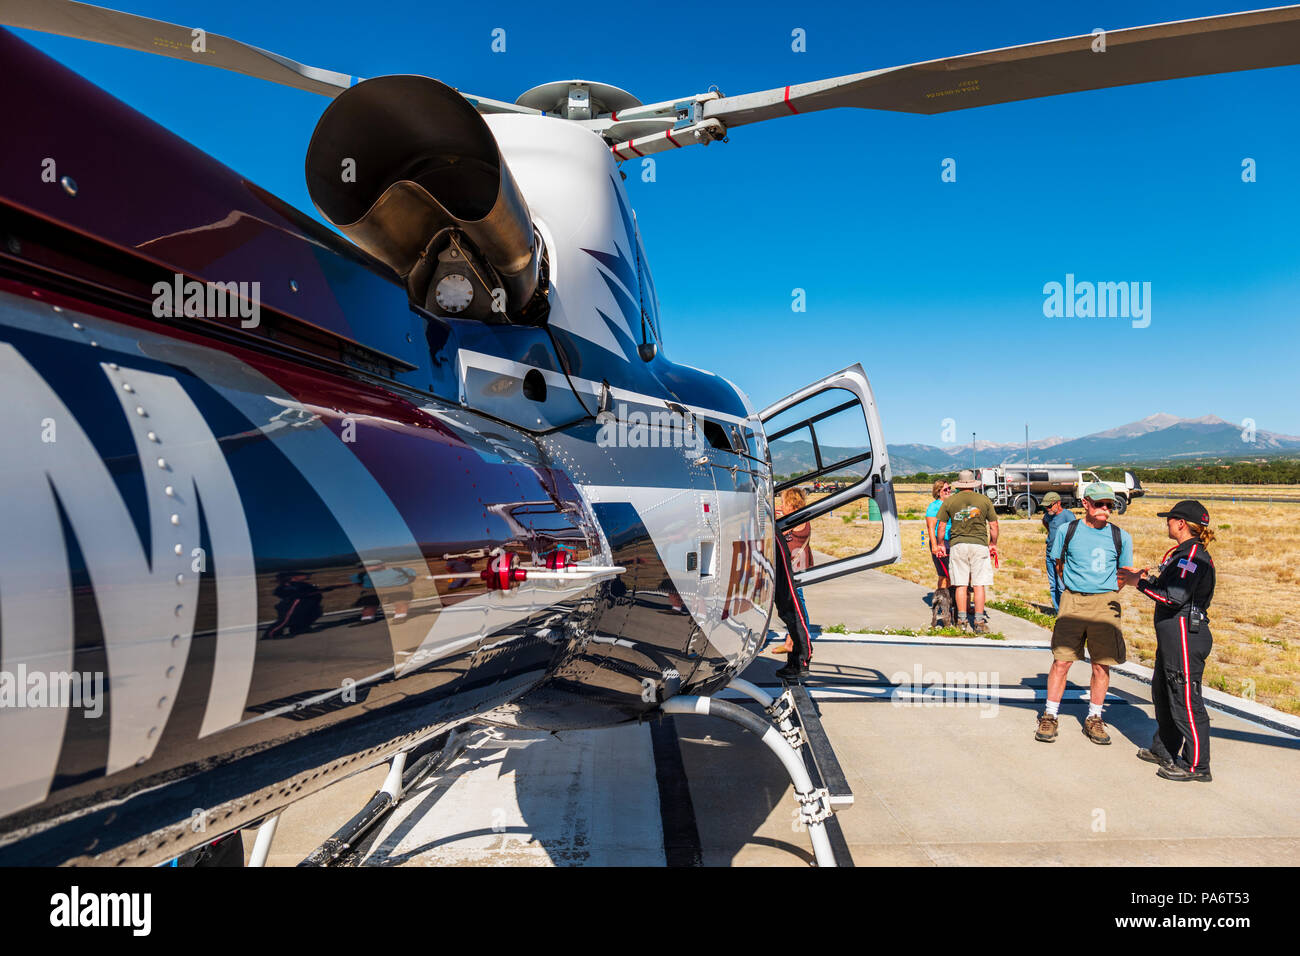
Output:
[1056,519,1123,581]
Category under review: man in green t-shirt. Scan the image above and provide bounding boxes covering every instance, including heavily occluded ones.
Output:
[932,470,1000,633]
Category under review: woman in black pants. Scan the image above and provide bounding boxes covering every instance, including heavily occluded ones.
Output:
[1120,500,1217,782]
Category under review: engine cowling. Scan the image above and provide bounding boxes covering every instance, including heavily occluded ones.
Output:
[305,75,543,322]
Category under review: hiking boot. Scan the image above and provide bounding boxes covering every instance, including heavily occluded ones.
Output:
[1083,715,1112,745]
[774,661,809,682]
[1137,748,1174,770]
[971,615,990,635]
[1157,763,1213,783]
[1034,712,1059,742]
[959,617,973,634]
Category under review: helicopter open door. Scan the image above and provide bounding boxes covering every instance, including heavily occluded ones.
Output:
[760,364,901,587]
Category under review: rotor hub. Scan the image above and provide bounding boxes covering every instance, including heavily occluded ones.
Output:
[515,80,642,120]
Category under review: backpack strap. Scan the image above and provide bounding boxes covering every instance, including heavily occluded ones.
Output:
[1056,518,1080,580]
[1061,517,1080,554]
[1110,523,1123,566]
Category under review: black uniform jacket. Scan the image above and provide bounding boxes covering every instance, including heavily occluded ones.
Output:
[1136,538,1215,625]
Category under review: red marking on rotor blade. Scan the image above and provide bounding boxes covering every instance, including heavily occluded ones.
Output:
[783,86,799,114]
[664,129,682,148]
[612,110,619,121]
[627,140,644,157]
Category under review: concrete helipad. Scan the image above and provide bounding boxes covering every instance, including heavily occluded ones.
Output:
[246,570,1300,866]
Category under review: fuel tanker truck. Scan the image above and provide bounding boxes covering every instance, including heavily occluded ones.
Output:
[977,464,1144,515]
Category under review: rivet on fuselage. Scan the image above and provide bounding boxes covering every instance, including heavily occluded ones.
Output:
[164,485,175,496]
[174,544,183,555]
[60,175,78,197]
[72,322,83,331]
[170,514,180,525]
[122,383,134,393]
[157,458,168,469]
[175,574,184,585]
[289,279,299,292]
[147,431,159,442]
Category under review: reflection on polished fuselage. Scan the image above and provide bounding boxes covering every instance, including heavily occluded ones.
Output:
[0,29,774,865]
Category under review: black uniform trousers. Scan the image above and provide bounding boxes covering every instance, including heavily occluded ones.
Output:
[772,532,813,667]
[1150,614,1212,772]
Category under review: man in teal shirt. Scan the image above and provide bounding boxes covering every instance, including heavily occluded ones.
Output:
[1036,484,1134,746]
[1040,492,1075,611]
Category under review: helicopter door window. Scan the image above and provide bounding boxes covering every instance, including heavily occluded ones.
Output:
[763,386,873,493]
[760,366,902,586]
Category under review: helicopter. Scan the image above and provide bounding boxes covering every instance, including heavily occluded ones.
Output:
[0,0,1297,866]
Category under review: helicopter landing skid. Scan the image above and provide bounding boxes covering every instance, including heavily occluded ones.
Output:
[291,728,473,867]
[660,680,853,867]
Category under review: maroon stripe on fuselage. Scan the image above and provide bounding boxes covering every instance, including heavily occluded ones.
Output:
[0,30,385,345]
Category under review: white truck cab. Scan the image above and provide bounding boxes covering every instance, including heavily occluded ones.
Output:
[1077,470,1145,514]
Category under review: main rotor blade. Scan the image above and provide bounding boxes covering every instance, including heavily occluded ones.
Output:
[0,0,360,96]
[705,4,1300,127]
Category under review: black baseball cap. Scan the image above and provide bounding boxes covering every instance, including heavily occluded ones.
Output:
[1157,499,1210,525]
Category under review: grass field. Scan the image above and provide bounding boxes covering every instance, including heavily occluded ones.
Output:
[806,484,1300,716]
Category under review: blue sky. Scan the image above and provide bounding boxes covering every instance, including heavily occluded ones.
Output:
[13,0,1300,446]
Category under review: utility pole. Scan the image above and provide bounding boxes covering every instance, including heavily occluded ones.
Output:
[971,432,976,473]
[1025,424,1033,516]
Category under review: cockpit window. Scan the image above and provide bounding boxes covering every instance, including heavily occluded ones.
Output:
[634,227,662,347]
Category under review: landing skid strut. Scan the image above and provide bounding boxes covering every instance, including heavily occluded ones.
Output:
[661,678,845,867]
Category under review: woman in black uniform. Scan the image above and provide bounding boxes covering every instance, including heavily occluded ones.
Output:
[1119,500,1217,782]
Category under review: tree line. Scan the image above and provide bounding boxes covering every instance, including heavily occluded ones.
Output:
[1093,460,1300,484]
[897,460,1300,485]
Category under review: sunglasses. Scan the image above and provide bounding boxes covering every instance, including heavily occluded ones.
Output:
[1088,500,1113,510]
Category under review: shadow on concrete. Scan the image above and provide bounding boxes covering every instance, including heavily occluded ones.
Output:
[658,654,832,866]
[1010,673,1300,753]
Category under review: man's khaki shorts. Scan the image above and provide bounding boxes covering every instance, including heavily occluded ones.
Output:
[1051,590,1126,665]
[949,542,994,587]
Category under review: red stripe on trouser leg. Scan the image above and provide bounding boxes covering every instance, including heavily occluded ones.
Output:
[1180,616,1200,768]
[778,544,812,663]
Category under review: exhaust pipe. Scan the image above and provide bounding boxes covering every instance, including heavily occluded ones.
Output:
[305,75,541,318]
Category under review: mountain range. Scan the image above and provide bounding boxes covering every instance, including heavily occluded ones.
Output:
[770,414,1300,477]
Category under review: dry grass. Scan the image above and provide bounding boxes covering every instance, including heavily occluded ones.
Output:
[1142,483,1300,501]
[808,486,1300,716]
